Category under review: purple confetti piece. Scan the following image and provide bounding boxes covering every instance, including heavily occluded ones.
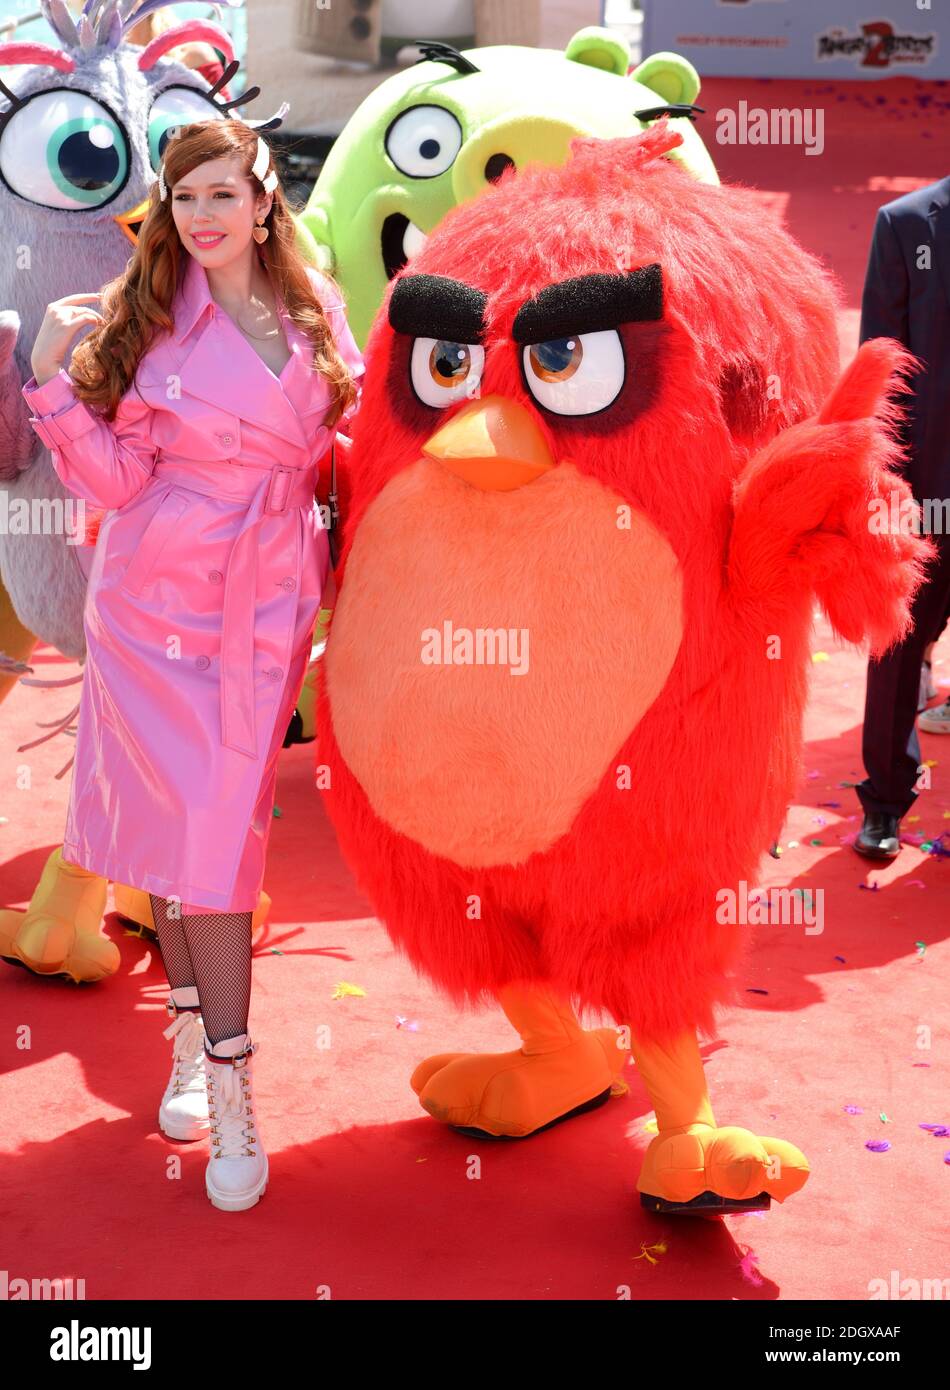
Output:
[865,1140,890,1153]
[818,801,841,809]
[858,881,880,891]
[944,1153,950,1165]
[746,988,769,995]
[844,1105,864,1115]
[912,1063,931,1068]
[919,1124,950,1137]
[813,817,827,827]
[834,955,846,963]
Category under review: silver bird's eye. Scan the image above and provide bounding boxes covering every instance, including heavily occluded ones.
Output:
[0,88,130,210]
[147,86,226,171]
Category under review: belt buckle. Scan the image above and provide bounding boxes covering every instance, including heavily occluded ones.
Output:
[264,465,294,515]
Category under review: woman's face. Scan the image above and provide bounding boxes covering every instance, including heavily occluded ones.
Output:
[169,153,270,265]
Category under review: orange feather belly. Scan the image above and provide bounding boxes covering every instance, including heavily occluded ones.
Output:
[325,458,683,866]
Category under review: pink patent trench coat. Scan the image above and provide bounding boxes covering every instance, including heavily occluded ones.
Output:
[21,255,365,911]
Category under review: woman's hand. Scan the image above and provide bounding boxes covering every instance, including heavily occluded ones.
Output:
[30,293,104,386]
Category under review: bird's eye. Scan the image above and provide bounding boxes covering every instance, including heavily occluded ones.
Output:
[148,86,226,170]
[410,337,485,408]
[0,88,130,210]
[385,105,463,179]
[522,330,625,415]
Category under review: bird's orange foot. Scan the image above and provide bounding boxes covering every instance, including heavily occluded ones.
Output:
[410,1027,629,1137]
[637,1123,810,1214]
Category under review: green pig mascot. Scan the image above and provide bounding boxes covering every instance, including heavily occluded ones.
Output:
[298,28,719,348]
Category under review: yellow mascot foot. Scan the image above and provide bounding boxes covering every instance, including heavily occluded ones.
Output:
[0,846,117,983]
[637,1123,810,1215]
[411,1025,628,1138]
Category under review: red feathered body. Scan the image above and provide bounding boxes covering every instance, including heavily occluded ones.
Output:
[316,127,926,1041]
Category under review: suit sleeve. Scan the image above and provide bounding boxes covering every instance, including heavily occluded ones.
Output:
[859,207,910,348]
[21,367,158,510]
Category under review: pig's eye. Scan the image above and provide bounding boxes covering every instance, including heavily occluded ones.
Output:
[385,105,463,179]
[410,337,485,408]
[522,330,625,415]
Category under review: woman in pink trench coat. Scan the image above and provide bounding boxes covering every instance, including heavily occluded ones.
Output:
[22,119,364,1212]
[23,249,361,915]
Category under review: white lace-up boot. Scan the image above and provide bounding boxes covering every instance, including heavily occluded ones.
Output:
[204,1033,268,1211]
[158,996,211,1141]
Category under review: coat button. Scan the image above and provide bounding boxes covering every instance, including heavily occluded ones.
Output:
[279,576,296,592]
[267,666,282,681]
[195,654,210,670]
[209,569,223,584]
[217,432,234,446]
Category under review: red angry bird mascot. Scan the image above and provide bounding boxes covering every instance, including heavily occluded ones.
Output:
[317,124,929,1214]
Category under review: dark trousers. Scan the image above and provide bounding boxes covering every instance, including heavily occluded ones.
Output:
[859,539,950,819]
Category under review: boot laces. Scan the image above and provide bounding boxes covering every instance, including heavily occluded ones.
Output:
[162,1010,206,1098]
[207,1045,258,1159]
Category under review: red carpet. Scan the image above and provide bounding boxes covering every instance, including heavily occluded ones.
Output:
[2,79,948,1301]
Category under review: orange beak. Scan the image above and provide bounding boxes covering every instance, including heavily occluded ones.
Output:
[113,195,152,245]
[421,394,556,491]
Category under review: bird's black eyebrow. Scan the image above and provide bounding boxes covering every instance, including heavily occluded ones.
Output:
[511,265,663,344]
[389,274,488,342]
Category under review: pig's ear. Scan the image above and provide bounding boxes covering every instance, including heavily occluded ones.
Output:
[564,27,631,78]
[632,52,702,107]
[727,339,932,657]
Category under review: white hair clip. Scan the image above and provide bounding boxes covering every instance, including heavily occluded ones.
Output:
[251,136,279,194]
[158,130,277,201]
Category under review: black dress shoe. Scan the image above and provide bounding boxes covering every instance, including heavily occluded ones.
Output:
[854,812,902,860]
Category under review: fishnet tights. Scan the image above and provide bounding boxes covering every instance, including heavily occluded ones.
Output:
[149,894,252,1046]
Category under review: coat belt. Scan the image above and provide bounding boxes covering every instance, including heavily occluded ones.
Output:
[151,457,319,758]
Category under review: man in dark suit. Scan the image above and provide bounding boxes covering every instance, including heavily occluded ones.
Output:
[855,176,950,858]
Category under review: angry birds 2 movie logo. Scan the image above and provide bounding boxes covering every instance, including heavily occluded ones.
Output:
[816,20,937,68]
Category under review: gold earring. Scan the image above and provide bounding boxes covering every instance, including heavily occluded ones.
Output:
[252,217,269,244]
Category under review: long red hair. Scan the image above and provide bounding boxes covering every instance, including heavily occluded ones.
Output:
[68,119,358,428]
